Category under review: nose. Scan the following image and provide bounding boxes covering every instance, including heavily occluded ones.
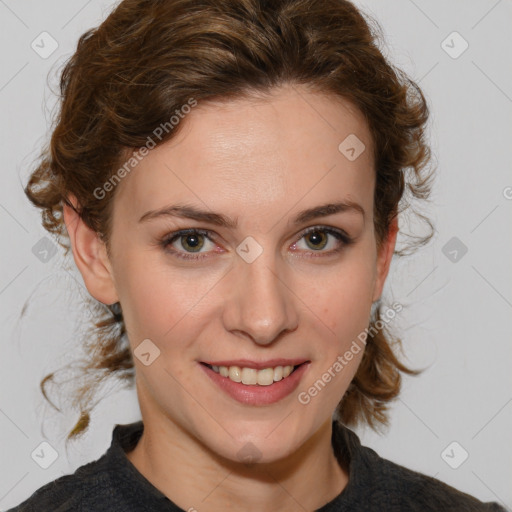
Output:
[222,251,299,346]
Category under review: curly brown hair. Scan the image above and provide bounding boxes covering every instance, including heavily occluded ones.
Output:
[24,0,434,442]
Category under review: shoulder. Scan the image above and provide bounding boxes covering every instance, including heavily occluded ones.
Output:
[5,421,157,512]
[334,423,507,511]
[368,450,504,510]
[5,449,114,512]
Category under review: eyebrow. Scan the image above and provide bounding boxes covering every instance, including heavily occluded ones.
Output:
[138,201,365,227]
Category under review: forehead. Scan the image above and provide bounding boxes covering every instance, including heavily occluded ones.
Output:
[113,85,374,224]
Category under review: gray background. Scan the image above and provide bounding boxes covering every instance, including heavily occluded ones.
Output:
[1,0,511,509]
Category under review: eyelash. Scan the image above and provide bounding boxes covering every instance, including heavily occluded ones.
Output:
[158,226,354,261]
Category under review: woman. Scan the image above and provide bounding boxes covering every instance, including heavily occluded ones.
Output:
[8,0,506,510]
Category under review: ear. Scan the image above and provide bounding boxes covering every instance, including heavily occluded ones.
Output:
[62,194,119,305]
[372,215,398,303]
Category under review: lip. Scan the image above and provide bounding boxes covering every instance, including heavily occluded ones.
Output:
[201,358,309,370]
[199,361,310,406]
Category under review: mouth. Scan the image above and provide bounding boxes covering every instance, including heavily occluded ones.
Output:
[200,361,309,386]
[199,360,310,406]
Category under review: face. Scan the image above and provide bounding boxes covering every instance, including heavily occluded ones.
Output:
[80,84,395,463]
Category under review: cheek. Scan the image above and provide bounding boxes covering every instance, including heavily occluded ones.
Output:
[305,248,377,335]
[112,250,223,343]
[300,265,374,409]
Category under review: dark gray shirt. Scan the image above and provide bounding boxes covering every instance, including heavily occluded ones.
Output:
[7,420,507,511]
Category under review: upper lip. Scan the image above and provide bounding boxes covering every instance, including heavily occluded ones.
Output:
[201,359,309,370]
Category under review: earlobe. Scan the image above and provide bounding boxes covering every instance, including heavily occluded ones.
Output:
[372,215,399,303]
[62,195,119,305]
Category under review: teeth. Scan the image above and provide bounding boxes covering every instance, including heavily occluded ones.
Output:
[229,366,242,383]
[209,364,296,385]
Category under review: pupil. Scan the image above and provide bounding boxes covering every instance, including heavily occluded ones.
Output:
[311,233,321,244]
[184,234,202,251]
[307,231,327,250]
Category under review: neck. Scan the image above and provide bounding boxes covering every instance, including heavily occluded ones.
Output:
[126,417,348,512]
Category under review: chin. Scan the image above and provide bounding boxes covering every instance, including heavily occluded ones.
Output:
[203,418,311,466]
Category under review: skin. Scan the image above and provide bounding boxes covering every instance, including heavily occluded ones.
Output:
[63,83,398,512]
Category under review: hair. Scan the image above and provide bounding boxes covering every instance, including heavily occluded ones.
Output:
[24,0,434,442]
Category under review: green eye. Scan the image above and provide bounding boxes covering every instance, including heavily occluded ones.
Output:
[304,230,329,251]
[160,226,353,261]
[177,232,206,252]
[161,228,214,260]
[291,226,352,256]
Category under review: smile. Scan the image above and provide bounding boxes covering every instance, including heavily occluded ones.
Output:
[199,361,310,406]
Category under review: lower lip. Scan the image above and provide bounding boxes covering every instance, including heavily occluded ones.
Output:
[199,362,310,406]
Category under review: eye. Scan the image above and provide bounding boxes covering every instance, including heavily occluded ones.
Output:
[160,228,217,260]
[159,226,353,261]
[290,226,353,257]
